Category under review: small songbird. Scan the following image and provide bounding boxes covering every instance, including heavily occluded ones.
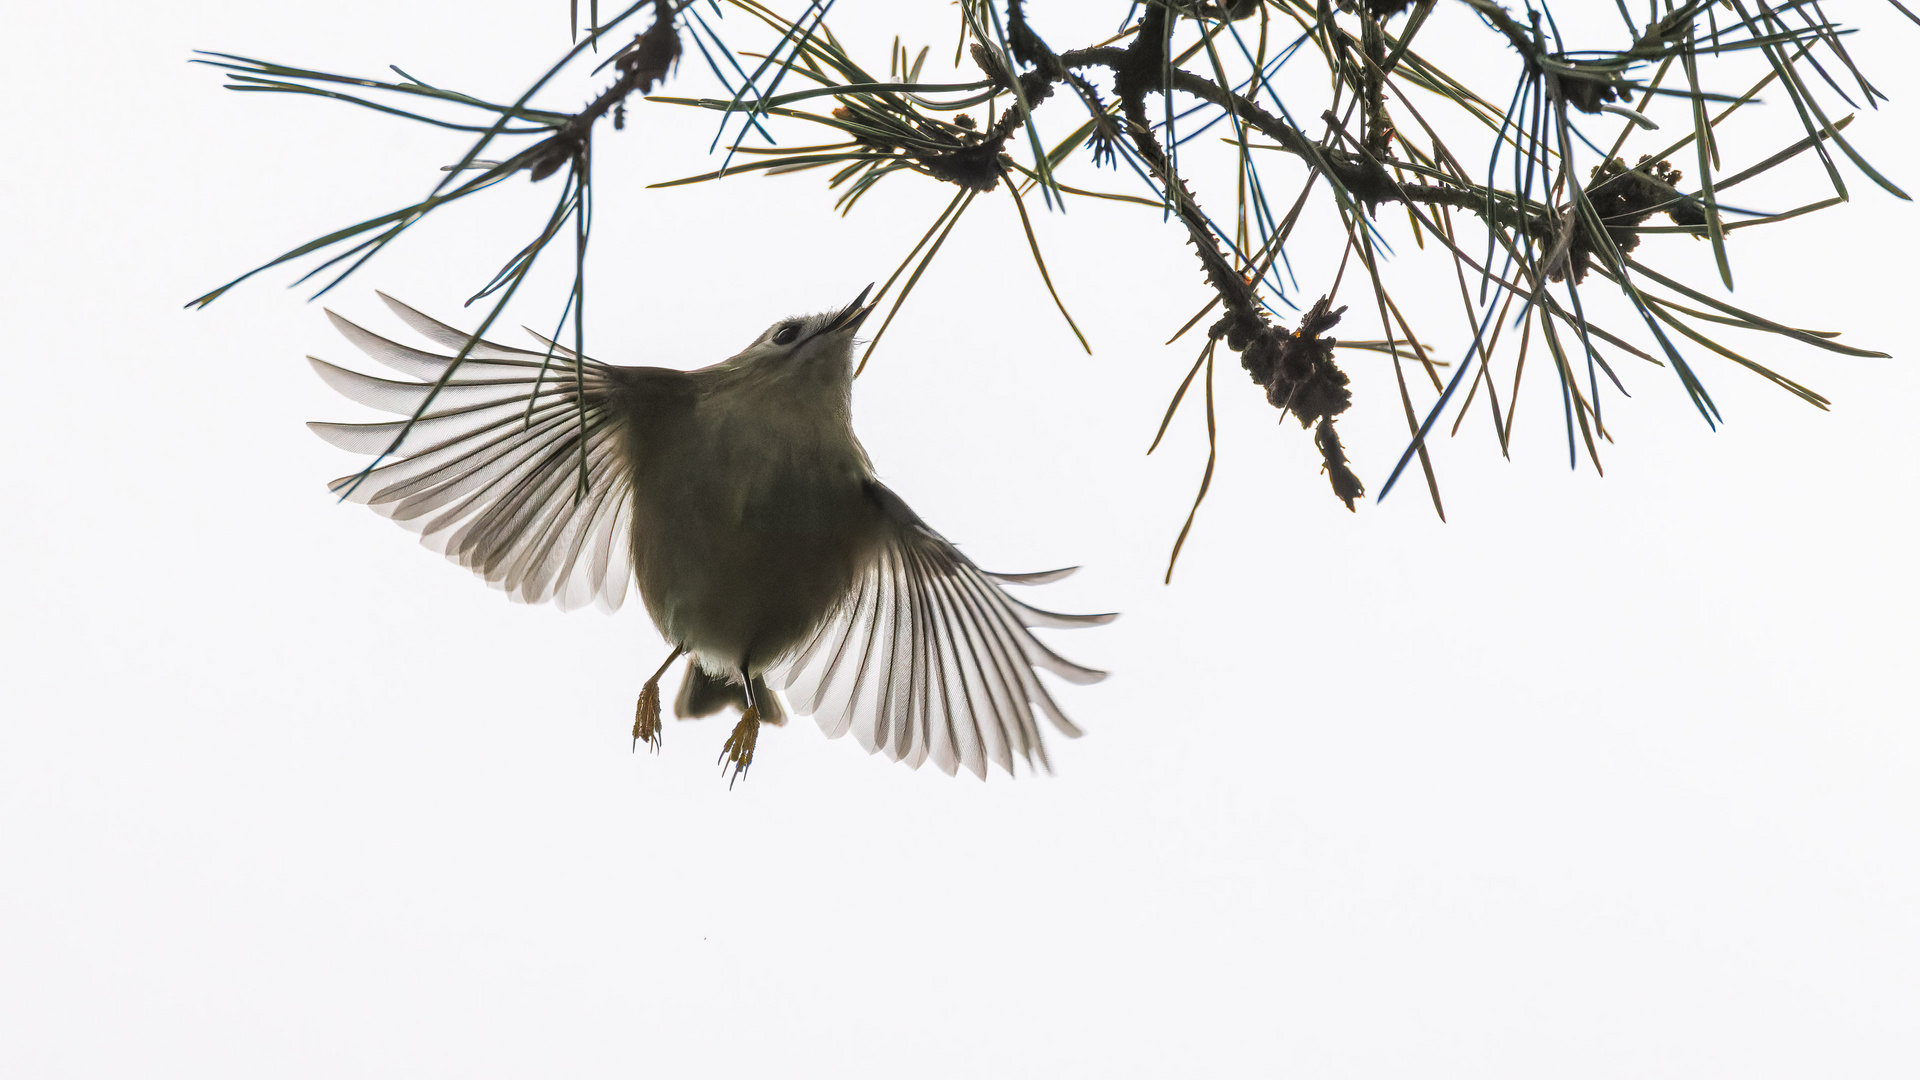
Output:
[307,288,1112,782]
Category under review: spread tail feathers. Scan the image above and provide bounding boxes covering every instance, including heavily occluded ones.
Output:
[674,661,787,725]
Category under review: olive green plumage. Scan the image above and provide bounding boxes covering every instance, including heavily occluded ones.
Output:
[309,289,1110,781]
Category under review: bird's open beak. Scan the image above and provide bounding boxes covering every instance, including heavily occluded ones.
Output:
[823,283,877,336]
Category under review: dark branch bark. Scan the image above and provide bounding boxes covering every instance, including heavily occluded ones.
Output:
[528,0,682,181]
[1053,5,1362,507]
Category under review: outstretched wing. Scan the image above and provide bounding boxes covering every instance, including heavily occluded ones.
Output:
[767,481,1114,779]
[307,293,664,612]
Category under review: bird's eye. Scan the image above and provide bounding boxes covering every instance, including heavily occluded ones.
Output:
[772,324,801,345]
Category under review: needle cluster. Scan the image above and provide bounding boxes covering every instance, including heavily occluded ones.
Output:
[193,0,1910,563]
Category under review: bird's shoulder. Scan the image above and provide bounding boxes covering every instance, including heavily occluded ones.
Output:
[861,478,932,533]
[604,364,700,417]
[606,363,697,393]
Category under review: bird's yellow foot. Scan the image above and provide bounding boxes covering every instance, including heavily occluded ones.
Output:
[719,706,761,787]
[632,680,663,753]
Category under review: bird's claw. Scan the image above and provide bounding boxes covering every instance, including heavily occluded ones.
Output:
[718,707,761,787]
[632,680,663,754]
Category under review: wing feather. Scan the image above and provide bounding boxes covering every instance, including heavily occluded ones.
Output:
[325,310,552,378]
[929,567,1011,777]
[308,297,660,612]
[376,292,570,363]
[768,481,1112,779]
[982,567,1078,586]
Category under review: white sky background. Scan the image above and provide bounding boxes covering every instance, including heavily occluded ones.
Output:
[5,1,1918,1075]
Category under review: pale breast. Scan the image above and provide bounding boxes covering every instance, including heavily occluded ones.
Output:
[625,374,884,675]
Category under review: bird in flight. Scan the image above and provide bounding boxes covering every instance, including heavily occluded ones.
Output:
[307,289,1112,783]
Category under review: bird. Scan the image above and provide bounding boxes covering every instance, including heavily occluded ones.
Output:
[306,287,1112,783]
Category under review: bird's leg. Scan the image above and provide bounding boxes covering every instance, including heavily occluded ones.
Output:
[632,646,685,753]
[718,672,763,788]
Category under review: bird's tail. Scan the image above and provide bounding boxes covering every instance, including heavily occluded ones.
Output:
[674,660,788,726]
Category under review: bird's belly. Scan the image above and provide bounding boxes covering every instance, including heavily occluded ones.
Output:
[630,458,875,674]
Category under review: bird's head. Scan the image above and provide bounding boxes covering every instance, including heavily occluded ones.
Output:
[724,284,876,374]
